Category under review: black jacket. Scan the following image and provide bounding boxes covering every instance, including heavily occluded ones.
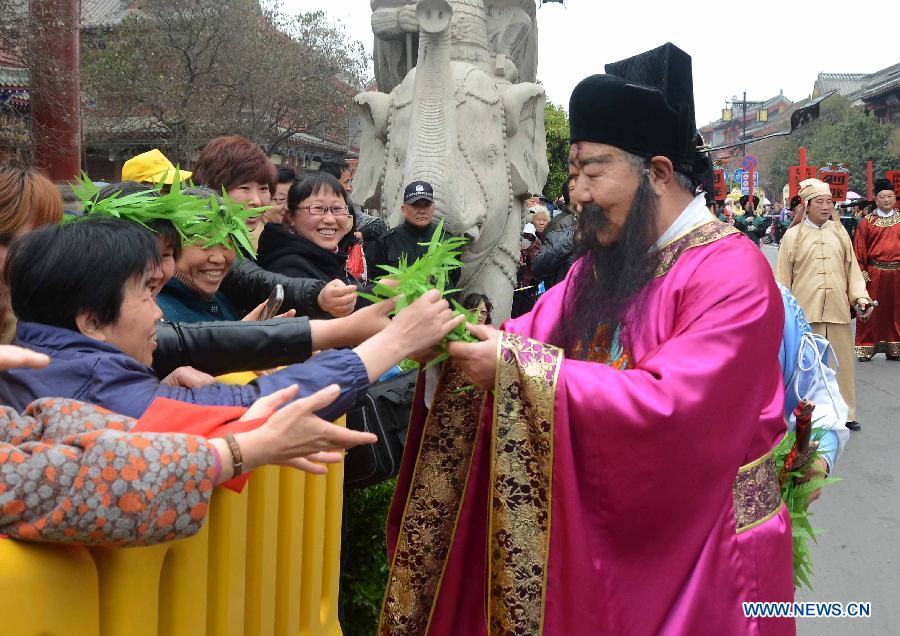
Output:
[257,223,369,291]
[153,317,313,378]
[366,220,446,278]
[354,207,389,243]
[531,226,578,289]
[545,208,576,234]
[221,257,327,318]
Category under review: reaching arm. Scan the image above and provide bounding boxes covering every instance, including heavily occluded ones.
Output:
[841,229,871,306]
[153,318,314,378]
[221,259,328,318]
[0,399,218,546]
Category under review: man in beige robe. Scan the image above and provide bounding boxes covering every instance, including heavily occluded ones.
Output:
[775,178,873,430]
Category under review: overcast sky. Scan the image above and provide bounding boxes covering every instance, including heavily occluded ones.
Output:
[286,0,897,127]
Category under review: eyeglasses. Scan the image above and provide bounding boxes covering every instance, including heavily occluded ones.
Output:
[298,204,351,216]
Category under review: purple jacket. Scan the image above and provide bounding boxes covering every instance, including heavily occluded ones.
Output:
[0,321,369,420]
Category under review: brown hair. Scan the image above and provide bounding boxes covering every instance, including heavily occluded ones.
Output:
[190,136,276,195]
[0,165,64,245]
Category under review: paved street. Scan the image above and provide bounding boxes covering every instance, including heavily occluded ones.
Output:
[761,244,900,635]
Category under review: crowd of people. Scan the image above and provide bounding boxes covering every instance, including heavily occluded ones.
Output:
[0,136,472,549]
[1,39,898,635]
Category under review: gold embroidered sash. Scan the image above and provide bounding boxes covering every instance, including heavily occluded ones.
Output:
[379,336,562,635]
[732,451,783,534]
[378,364,487,635]
[489,334,562,635]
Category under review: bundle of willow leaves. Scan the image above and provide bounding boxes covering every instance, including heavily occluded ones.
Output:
[358,220,478,363]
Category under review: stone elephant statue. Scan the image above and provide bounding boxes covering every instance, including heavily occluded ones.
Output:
[355,0,548,322]
[371,0,538,92]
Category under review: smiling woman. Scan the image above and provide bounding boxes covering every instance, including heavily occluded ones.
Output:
[156,186,244,323]
[5,217,163,367]
[257,173,369,296]
[191,135,276,240]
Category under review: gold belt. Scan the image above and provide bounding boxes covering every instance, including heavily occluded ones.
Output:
[732,451,783,533]
[869,260,900,270]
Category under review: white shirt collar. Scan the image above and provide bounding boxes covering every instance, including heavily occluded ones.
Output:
[803,217,827,230]
[875,208,896,218]
[654,194,712,250]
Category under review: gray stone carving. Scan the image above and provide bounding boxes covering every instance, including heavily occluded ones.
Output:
[371,0,538,92]
[356,0,548,322]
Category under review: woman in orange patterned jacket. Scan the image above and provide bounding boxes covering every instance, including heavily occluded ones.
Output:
[0,345,376,546]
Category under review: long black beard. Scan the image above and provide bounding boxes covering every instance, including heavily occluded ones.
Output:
[554,174,662,358]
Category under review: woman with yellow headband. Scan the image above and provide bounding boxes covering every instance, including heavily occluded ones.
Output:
[774,178,873,431]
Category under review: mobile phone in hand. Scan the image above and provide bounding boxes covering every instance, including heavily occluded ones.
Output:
[259,284,285,321]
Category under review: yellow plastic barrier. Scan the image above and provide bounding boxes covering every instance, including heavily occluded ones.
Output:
[0,371,347,635]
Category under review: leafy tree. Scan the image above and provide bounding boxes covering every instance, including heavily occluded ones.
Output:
[342,479,396,636]
[81,0,368,162]
[768,95,899,197]
[543,101,570,201]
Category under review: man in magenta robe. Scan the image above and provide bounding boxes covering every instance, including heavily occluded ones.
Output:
[378,43,794,635]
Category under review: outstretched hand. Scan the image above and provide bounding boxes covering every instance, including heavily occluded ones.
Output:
[160,366,216,389]
[236,384,377,475]
[447,323,500,391]
[318,280,358,317]
[0,345,50,372]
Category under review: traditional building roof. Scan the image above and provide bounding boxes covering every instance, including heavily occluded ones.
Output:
[856,62,900,101]
[813,72,869,97]
[81,0,134,28]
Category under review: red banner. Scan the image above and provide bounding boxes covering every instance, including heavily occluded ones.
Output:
[789,165,818,198]
[713,169,726,201]
[887,171,900,202]
[819,169,849,201]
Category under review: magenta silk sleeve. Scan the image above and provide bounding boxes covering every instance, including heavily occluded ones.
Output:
[502,236,794,635]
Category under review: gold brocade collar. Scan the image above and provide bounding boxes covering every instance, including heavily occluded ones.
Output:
[653,220,740,278]
[866,212,900,228]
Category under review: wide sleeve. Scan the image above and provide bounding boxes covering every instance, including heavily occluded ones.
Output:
[774,231,795,288]
[853,219,870,281]
[841,228,870,306]
[524,244,785,538]
[0,399,217,546]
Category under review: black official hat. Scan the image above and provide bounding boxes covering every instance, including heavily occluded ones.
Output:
[569,43,706,178]
[403,181,435,204]
[739,195,760,209]
[873,178,894,197]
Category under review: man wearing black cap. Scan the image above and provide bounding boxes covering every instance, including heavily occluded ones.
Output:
[380,44,794,636]
[776,195,802,244]
[365,180,455,279]
[854,178,900,361]
[735,194,766,246]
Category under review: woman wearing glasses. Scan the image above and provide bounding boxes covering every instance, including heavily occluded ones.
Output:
[258,173,371,306]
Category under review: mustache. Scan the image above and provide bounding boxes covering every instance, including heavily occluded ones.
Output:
[555,172,661,357]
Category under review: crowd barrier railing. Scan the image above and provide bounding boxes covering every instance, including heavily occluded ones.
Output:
[1,372,346,636]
